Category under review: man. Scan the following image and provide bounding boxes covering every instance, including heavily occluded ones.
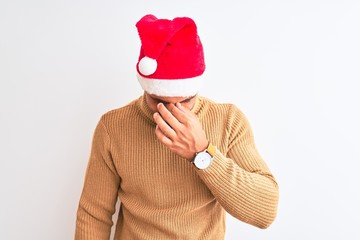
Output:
[75,14,279,239]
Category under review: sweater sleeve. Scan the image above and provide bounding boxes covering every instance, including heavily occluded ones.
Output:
[75,118,120,239]
[197,105,279,229]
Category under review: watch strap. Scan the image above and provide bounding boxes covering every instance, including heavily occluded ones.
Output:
[207,143,216,157]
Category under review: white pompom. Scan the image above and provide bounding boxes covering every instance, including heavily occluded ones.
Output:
[138,57,157,76]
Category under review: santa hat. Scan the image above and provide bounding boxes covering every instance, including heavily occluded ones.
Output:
[135,14,205,97]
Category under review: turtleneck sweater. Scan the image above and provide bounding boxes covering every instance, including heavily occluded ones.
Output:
[75,95,279,240]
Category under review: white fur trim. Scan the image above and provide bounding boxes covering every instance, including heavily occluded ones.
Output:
[137,73,203,97]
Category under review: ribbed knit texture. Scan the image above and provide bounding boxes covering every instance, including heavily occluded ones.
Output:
[75,95,279,240]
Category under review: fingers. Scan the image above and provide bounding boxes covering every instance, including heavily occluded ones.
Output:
[166,102,189,124]
[153,112,176,139]
[156,103,183,129]
[154,125,173,146]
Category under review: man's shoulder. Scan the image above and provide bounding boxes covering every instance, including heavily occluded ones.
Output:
[99,97,140,124]
[199,96,249,124]
[200,96,241,113]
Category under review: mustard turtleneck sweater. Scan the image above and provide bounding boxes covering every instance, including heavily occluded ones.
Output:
[75,95,279,240]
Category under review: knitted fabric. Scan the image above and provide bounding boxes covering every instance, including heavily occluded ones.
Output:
[75,95,279,239]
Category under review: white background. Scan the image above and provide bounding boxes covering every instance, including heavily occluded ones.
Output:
[1,0,360,239]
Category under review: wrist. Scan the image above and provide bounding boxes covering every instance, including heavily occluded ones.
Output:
[192,142,216,170]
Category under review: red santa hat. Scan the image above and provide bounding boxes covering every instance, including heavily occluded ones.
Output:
[135,14,205,97]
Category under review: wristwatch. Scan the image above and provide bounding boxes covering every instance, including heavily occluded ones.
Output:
[192,143,216,170]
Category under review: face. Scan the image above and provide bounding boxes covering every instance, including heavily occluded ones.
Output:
[144,92,197,113]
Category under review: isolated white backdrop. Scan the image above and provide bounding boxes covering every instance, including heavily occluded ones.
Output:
[1,0,360,239]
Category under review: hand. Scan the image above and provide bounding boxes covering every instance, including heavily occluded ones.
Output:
[153,102,209,160]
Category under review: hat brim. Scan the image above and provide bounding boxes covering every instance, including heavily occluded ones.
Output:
[137,73,203,97]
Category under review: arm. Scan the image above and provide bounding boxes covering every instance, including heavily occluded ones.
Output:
[75,118,120,239]
[196,106,279,229]
[153,102,278,229]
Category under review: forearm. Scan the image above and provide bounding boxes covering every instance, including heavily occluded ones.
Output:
[75,177,119,239]
[75,119,120,239]
[75,202,113,240]
[197,150,279,229]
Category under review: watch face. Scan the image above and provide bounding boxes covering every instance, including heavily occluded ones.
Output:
[194,152,212,170]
